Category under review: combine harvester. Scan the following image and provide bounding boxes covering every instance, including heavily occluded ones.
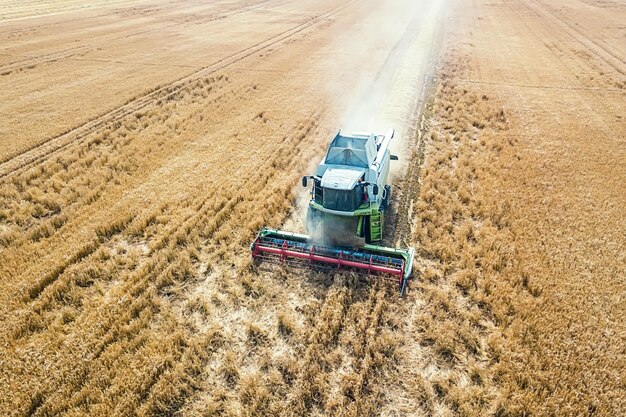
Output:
[251,129,414,294]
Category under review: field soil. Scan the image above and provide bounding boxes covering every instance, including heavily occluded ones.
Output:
[435,0,625,414]
[0,0,624,416]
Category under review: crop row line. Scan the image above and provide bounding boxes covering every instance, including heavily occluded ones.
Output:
[0,0,271,74]
[520,0,625,75]
[0,0,360,180]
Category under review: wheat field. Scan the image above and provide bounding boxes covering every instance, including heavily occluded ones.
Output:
[1,0,625,415]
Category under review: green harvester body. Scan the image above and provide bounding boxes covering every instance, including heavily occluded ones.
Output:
[251,129,415,294]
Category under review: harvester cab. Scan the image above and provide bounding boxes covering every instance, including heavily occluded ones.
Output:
[251,129,414,294]
[304,129,395,245]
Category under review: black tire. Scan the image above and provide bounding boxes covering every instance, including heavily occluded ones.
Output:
[306,206,322,234]
[364,215,371,244]
[383,185,392,208]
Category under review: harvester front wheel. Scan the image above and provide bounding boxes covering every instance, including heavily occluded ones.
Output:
[306,206,322,235]
[364,215,371,244]
[383,185,392,209]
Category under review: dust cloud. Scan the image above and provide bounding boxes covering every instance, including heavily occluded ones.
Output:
[287,0,449,239]
[336,0,448,179]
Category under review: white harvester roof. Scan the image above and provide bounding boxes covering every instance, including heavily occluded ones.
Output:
[316,129,394,185]
[321,167,366,190]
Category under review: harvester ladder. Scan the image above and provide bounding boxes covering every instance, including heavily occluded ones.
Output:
[369,211,383,243]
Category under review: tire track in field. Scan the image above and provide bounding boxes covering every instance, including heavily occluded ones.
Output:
[382,0,443,251]
[519,0,625,75]
[0,0,210,35]
[0,0,271,74]
[455,78,623,92]
[384,71,438,251]
[0,0,361,180]
[499,0,625,145]
[0,10,116,35]
[0,0,188,23]
[390,111,430,248]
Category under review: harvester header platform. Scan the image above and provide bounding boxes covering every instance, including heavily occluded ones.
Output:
[251,129,415,294]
